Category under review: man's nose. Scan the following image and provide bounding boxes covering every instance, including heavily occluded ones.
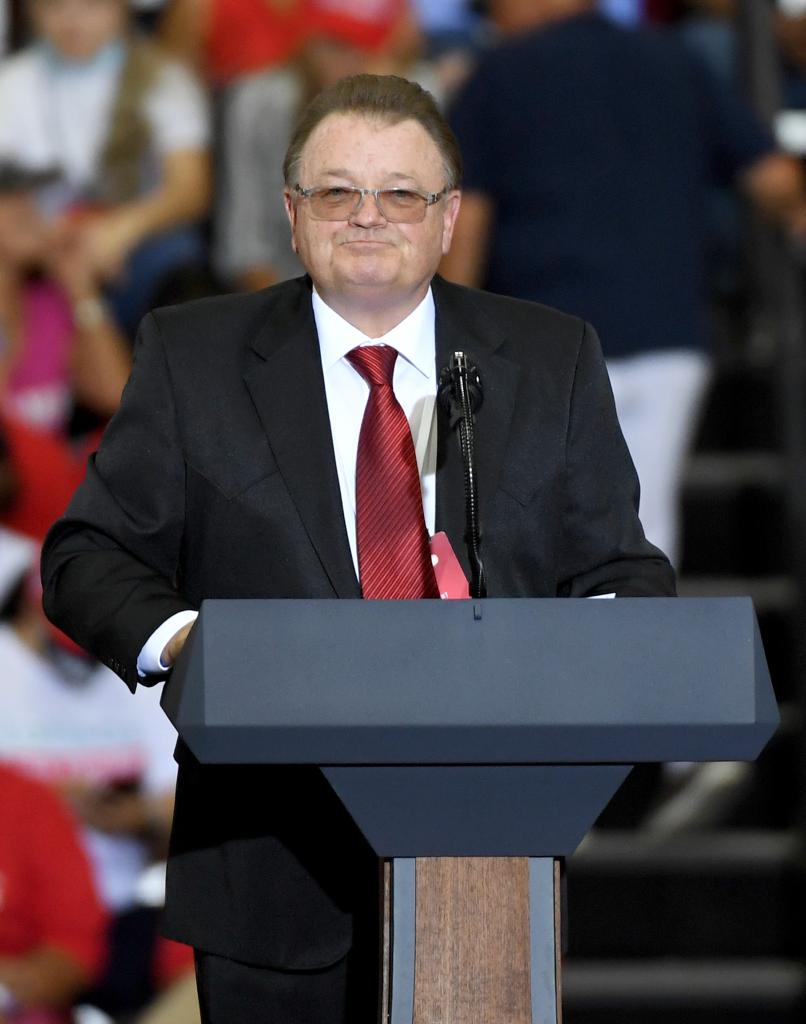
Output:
[349,191,387,226]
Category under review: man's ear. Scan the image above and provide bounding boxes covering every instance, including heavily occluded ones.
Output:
[441,190,462,255]
[284,190,298,253]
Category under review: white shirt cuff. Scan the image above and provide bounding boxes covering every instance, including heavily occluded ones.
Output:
[137,610,199,677]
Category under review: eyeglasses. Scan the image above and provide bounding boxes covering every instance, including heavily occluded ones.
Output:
[292,184,448,223]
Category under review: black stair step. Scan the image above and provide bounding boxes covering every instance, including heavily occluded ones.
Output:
[696,363,779,450]
[680,454,788,576]
[565,831,805,959]
[683,452,785,490]
[680,486,785,574]
[676,577,799,701]
[676,575,797,611]
[735,706,804,828]
[563,959,806,1024]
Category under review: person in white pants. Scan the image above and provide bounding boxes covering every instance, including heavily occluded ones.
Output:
[606,349,711,568]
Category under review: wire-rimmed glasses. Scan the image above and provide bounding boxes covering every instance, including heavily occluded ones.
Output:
[292,184,448,223]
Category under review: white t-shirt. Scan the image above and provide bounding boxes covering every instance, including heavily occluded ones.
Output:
[0,43,209,205]
[0,625,178,910]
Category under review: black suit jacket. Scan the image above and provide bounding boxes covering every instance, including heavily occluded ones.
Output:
[41,275,674,968]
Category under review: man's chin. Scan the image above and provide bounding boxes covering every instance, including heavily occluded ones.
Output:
[337,254,400,288]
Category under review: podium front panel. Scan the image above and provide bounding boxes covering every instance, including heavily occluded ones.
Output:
[163,597,777,767]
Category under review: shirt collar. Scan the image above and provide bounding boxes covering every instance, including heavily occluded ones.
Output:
[312,286,436,380]
[40,39,126,76]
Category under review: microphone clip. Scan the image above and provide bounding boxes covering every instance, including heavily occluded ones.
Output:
[438,352,483,429]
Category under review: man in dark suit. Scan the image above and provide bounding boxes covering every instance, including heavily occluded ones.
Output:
[41,74,675,1022]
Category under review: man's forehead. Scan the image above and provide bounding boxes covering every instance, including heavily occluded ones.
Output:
[300,113,443,174]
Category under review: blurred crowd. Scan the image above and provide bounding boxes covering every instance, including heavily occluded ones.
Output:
[0,0,805,1021]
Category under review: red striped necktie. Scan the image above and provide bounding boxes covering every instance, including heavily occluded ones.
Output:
[346,345,439,600]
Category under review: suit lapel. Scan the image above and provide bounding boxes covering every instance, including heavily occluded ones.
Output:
[243,279,360,598]
[432,277,520,583]
[241,276,519,598]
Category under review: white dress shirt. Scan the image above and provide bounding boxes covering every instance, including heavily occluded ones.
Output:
[137,287,438,675]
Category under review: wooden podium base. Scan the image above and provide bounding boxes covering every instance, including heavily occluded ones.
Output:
[380,857,562,1024]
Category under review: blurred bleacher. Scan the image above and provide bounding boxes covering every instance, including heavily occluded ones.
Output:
[563,4,806,1020]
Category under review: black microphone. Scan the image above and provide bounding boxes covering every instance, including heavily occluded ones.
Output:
[437,352,486,599]
[438,352,483,424]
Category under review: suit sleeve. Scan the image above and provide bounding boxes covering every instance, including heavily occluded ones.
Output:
[557,322,676,598]
[41,312,195,691]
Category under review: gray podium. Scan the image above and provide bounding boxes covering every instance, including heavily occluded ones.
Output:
[162,597,778,1024]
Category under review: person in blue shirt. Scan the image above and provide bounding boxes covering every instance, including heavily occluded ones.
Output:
[443,0,806,565]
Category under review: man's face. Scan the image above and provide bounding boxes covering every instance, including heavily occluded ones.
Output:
[31,0,126,62]
[285,113,461,313]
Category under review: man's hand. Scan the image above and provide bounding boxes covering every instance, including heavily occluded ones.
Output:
[162,621,194,668]
[65,782,148,837]
[70,210,141,284]
[45,226,98,302]
[64,783,173,844]
[742,151,806,240]
[0,948,91,1010]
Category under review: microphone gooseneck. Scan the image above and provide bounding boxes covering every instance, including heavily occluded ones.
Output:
[438,352,486,599]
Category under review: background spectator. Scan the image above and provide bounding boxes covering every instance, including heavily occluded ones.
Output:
[159,0,308,87]
[0,419,95,545]
[0,164,131,433]
[0,0,211,338]
[159,0,421,90]
[0,762,107,1023]
[215,0,438,291]
[677,2,806,107]
[407,0,480,98]
[0,563,177,909]
[443,0,806,565]
[0,547,188,1019]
